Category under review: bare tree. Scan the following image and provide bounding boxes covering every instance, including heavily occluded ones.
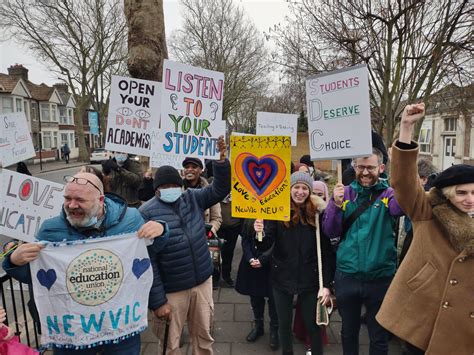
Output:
[0,0,127,161]
[124,0,168,81]
[270,0,472,144]
[169,0,271,132]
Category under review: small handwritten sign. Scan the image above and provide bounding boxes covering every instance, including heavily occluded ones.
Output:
[0,112,35,167]
[256,112,298,146]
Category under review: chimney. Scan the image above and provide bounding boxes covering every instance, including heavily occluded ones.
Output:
[53,83,69,94]
[8,64,28,81]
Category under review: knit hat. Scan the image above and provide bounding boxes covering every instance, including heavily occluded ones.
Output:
[432,164,474,189]
[312,180,329,200]
[290,172,313,192]
[153,166,183,190]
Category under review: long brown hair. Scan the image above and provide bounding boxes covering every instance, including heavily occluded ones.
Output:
[284,196,317,228]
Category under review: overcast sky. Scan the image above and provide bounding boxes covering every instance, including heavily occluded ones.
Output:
[0,0,289,86]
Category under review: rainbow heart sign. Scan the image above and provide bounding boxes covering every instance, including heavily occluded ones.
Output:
[231,135,291,222]
[234,153,286,199]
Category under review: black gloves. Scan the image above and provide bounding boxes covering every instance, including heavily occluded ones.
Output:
[101,159,120,175]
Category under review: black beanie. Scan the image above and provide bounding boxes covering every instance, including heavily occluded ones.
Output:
[153,166,183,190]
[432,164,474,189]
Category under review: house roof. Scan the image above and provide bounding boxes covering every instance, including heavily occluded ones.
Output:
[0,73,20,93]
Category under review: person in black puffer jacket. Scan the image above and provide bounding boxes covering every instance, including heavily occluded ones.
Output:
[139,136,230,354]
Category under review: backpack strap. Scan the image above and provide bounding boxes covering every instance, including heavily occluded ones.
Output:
[341,190,384,237]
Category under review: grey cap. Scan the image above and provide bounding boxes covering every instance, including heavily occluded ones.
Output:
[290,172,313,192]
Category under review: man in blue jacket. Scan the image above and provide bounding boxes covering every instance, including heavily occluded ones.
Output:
[140,136,230,355]
[3,172,168,355]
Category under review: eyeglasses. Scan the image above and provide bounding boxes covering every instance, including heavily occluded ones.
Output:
[64,176,102,194]
[355,165,379,173]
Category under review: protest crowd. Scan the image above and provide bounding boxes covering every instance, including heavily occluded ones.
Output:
[1,60,473,355]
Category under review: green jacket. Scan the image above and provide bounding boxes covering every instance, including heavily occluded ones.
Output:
[323,179,404,280]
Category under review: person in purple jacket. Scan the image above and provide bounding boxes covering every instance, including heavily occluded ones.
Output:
[323,147,403,355]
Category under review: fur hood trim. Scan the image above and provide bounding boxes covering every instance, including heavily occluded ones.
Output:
[428,188,474,256]
[310,194,327,213]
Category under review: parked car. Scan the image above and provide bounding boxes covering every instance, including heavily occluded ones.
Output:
[90,148,111,163]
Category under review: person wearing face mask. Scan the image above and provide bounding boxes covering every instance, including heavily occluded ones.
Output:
[253,172,335,355]
[3,172,168,354]
[101,152,143,207]
[376,104,474,355]
[139,136,230,355]
[323,147,404,355]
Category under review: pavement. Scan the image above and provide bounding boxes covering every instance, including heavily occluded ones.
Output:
[4,159,403,354]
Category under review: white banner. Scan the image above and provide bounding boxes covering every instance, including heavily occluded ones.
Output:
[305,64,372,160]
[30,234,153,348]
[0,170,64,242]
[256,112,298,146]
[0,112,35,167]
[105,75,161,156]
[150,59,226,167]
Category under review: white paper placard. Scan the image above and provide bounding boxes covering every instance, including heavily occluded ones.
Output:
[305,64,372,160]
[31,234,152,348]
[256,112,298,146]
[0,170,64,242]
[105,75,161,156]
[0,112,35,167]
[150,60,226,167]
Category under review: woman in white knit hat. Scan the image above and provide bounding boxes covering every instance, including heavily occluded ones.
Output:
[254,172,335,355]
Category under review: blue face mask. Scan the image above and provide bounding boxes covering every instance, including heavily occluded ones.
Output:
[160,187,182,203]
[115,154,127,166]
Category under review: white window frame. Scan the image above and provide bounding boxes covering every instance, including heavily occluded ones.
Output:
[51,104,58,122]
[59,107,67,124]
[42,131,52,149]
[40,103,50,121]
[67,108,74,125]
[1,97,13,113]
[15,98,23,112]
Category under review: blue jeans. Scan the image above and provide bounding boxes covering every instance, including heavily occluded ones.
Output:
[334,271,392,355]
[52,333,141,355]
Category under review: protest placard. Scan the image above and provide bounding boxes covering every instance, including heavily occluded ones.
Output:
[88,111,99,136]
[230,135,291,221]
[30,233,152,348]
[150,60,226,168]
[256,112,298,146]
[105,75,161,156]
[305,64,372,160]
[0,170,64,242]
[0,112,35,167]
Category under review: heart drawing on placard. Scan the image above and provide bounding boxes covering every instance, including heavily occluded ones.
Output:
[37,269,57,291]
[234,153,287,199]
[132,258,151,279]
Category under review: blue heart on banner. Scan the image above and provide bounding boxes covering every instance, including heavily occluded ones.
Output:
[132,258,151,279]
[37,269,57,290]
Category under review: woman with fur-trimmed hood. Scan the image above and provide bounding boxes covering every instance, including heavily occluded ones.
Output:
[254,172,336,355]
[376,103,474,355]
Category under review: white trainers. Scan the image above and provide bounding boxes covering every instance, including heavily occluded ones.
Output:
[306,349,312,355]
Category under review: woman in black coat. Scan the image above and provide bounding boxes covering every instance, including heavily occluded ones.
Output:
[254,172,335,355]
[235,218,279,350]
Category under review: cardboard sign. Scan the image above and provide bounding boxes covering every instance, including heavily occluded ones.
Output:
[31,233,152,348]
[0,112,35,167]
[256,112,298,146]
[0,171,64,242]
[230,135,291,221]
[150,60,226,168]
[305,64,372,160]
[105,75,161,156]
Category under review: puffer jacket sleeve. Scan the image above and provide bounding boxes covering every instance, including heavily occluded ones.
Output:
[322,193,345,237]
[2,257,31,284]
[194,160,231,211]
[148,248,168,310]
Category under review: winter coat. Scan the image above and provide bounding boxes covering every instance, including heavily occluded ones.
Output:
[105,159,143,207]
[235,219,273,298]
[183,176,222,234]
[376,142,474,354]
[138,177,156,202]
[323,178,403,280]
[140,160,231,310]
[256,196,335,294]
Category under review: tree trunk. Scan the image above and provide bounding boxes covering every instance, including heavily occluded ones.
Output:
[74,96,92,162]
[124,0,168,81]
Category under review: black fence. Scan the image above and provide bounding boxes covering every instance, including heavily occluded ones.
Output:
[0,273,40,349]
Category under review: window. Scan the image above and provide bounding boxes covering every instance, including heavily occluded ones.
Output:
[1,97,13,113]
[69,133,75,148]
[59,107,67,124]
[51,104,57,122]
[53,131,58,148]
[31,102,38,121]
[61,133,68,145]
[23,101,29,121]
[68,108,74,125]
[444,117,457,132]
[40,103,50,121]
[15,98,23,112]
[43,131,52,149]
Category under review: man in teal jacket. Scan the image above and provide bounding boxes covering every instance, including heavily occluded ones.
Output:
[3,172,168,355]
[323,148,403,355]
